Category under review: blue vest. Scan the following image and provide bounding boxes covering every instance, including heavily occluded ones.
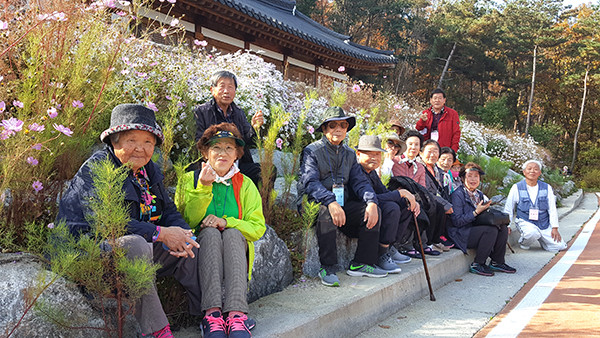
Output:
[516,180,550,230]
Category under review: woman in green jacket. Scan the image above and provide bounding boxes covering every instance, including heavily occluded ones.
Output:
[176,122,265,338]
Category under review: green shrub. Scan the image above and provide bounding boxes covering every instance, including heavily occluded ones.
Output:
[529,123,563,148]
[475,95,511,128]
[580,169,600,190]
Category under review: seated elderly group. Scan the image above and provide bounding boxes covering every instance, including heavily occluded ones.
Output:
[55,74,568,336]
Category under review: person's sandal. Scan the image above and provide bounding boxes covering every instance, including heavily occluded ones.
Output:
[401,249,422,259]
[423,246,441,256]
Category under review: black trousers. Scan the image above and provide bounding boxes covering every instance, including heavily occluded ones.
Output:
[467,225,509,265]
[426,201,446,245]
[316,200,381,267]
[379,200,411,245]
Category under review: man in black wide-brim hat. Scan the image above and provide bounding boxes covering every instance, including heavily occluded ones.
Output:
[297,107,388,287]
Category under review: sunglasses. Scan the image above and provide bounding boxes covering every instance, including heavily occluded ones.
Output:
[387,141,401,148]
[327,120,349,130]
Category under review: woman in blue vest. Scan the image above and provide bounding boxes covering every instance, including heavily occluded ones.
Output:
[449,162,516,276]
[504,160,567,252]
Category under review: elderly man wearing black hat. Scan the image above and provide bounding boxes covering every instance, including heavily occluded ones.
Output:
[57,104,202,337]
[298,107,388,287]
[355,135,421,273]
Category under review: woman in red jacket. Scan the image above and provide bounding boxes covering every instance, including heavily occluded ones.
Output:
[415,88,461,152]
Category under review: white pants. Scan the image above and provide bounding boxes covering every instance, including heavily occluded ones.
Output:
[515,219,567,252]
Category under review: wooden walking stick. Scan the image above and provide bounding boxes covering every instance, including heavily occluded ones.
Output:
[413,212,436,301]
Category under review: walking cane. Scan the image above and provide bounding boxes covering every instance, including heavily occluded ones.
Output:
[413,212,436,301]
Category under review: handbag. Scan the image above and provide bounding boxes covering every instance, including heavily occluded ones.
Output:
[473,208,510,227]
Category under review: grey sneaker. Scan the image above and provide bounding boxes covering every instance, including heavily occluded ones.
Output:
[319,266,340,287]
[377,252,402,274]
[388,245,411,264]
[346,262,388,278]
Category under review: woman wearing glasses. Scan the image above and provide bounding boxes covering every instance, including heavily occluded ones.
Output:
[177,122,266,338]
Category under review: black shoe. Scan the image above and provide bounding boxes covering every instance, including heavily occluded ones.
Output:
[469,262,495,276]
[245,317,256,330]
[490,261,517,274]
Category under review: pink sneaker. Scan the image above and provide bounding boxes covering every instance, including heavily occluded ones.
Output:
[142,324,174,338]
[227,314,251,338]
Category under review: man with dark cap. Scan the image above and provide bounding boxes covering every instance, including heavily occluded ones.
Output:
[298,107,388,287]
[355,135,421,271]
[194,70,264,185]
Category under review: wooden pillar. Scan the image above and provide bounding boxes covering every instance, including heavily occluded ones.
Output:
[283,54,289,81]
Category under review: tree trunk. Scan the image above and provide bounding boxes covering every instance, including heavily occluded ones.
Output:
[438,42,456,89]
[571,67,589,171]
[525,45,537,136]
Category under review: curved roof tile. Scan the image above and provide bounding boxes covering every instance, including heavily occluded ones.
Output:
[210,0,396,64]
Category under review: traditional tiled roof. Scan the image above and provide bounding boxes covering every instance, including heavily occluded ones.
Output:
[212,0,397,65]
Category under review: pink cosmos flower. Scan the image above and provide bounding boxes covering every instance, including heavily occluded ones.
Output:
[32,143,42,150]
[307,126,315,134]
[0,101,5,113]
[47,107,58,118]
[2,117,24,132]
[160,28,168,37]
[50,12,67,21]
[121,69,130,75]
[338,66,345,72]
[147,102,158,112]
[119,1,131,6]
[198,40,208,47]
[47,223,55,229]
[13,100,24,108]
[32,181,43,192]
[167,0,176,3]
[276,138,283,150]
[72,100,84,108]
[136,72,147,78]
[116,11,127,17]
[53,124,73,137]
[149,61,158,66]
[27,157,39,166]
[170,18,179,26]
[29,123,45,132]
[393,104,401,110]
[0,21,8,30]
[37,14,50,20]
[103,0,116,8]
[352,84,361,93]
[0,130,10,140]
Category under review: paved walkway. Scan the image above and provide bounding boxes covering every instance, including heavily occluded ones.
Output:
[358,191,597,337]
[478,192,600,337]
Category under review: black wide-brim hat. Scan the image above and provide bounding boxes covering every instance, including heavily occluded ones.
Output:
[315,106,356,133]
[100,104,164,145]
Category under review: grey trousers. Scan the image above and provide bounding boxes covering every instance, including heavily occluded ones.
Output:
[119,234,202,334]
[197,227,249,314]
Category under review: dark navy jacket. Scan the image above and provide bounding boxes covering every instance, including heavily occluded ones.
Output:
[448,186,485,253]
[56,146,189,241]
[194,98,256,164]
[357,167,407,208]
[297,137,377,207]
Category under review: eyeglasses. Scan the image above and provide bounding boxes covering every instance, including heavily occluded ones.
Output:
[209,145,236,155]
[387,141,400,148]
[327,121,349,130]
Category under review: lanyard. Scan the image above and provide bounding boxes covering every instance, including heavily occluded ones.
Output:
[213,183,231,218]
